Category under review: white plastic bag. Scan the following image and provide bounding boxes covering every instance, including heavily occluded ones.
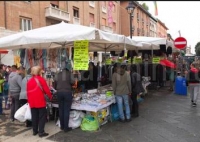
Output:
[69,110,85,129]
[25,103,32,120]
[14,103,28,122]
[56,119,61,128]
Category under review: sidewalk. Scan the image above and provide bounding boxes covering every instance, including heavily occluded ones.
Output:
[1,88,200,142]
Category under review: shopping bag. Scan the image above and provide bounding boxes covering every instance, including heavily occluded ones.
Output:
[69,110,85,129]
[14,103,28,122]
[111,103,119,121]
[24,103,32,120]
[80,115,99,131]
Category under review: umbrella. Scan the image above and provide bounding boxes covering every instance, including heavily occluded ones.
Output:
[160,59,176,69]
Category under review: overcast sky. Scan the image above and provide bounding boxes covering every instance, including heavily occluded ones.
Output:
[142,1,200,53]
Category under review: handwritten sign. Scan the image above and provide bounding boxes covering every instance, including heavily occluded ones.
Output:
[105,59,112,65]
[152,57,161,64]
[133,57,142,64]
[74,40,89,70]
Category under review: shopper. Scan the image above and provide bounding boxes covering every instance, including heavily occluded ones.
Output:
[27,66,52,137]
[8,65,22,122]
[3,65,11,108]
[54,66,74,132]
[130,64,144,117]
[112,63,132,122]
[186,63,200,107]
[19,68,32,127]
[0,73,5,115]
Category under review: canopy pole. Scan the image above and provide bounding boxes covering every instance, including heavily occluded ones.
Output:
[151,44,153,57]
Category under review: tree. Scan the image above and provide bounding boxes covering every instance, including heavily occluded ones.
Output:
[195,42,200,56]
[142,3,149,11]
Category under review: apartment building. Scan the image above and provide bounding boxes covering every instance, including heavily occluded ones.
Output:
[0,1,120,35]
[156,18,168,38]
[120,1,158,37]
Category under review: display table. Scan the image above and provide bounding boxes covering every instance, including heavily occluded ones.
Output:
[52,97,115,129]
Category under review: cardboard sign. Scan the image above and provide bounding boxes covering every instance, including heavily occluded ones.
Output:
[73,40,89,70]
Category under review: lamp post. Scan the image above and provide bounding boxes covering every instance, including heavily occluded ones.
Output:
[126,1,135,63]
[126,1,135,39]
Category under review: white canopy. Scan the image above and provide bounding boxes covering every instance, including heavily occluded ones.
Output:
[0,21,141,51]
[126,36,167,50]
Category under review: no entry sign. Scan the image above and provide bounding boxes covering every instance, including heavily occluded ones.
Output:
[174,37,187,50]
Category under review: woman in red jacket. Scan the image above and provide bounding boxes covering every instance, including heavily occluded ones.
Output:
[27,66,52,137]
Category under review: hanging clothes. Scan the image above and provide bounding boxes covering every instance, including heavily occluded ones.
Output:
[24,49,30,70]
[48,49,57,68]
[20,49,26,66]
[42,49,47,70]
[28,49,34,67]
[14,56,21,68]
[38,49,43,69]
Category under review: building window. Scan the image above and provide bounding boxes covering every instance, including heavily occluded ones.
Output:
[50,1,59,8]
[73,7,79,18]
[102,18,106,26]
[89,13,94,23]
[20,17,32,31]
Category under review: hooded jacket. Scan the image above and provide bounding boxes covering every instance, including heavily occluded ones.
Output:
[19,74,32,100]
[187,67,200,84]
[8,72,22,93]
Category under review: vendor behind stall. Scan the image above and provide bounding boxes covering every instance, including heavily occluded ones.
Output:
[83,62,98,90]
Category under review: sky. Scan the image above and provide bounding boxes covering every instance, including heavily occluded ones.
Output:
[141,1,200,54]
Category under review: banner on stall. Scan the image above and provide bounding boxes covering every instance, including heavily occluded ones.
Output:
[105,59,112,65]
[133,57,142,64]
[152,57,161,64]
[74,40,89,70]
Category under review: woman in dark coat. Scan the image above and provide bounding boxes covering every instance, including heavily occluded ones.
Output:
[130,64,144,117]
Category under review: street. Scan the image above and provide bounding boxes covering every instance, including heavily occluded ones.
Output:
[1,88,200,142]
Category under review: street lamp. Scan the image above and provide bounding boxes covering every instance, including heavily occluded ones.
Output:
[126,1,135,39]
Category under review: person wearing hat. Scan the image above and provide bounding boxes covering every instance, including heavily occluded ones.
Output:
[112,63,132,122]
[54,64,75,132]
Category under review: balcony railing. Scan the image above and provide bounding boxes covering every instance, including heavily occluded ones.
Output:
[45,6,70,22]
[90,22,95,28]
[89,1,95,7]
[101,25,113,33]
[102,6,107,13]
[73,17,80,25]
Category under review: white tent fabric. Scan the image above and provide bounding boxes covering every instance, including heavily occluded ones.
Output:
[126,36,167,50]
[0,21,142,51]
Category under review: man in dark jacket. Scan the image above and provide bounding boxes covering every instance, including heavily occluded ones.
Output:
[186,63,200,107]
[130,64,144,117]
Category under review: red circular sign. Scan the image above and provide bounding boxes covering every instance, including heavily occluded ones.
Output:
[174,37,187,50]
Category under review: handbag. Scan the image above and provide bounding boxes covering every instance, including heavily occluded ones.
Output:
[33,77,50,102]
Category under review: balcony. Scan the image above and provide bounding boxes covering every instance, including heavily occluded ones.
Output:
[102,6,107,13]
[89,1,95,8]
[45,6,70,22]
[73,17,80,25]
[90,22,95,28]
[101,25,113,33]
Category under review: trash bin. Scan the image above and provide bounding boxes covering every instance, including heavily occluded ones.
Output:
[175,76,187,96]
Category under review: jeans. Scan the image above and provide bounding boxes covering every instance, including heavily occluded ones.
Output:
[189,84,200,103]
[31,107,47,134]
[57,91,73,130]
[10,92,20,120]
[0,93,2,114]
[115,95,131,120]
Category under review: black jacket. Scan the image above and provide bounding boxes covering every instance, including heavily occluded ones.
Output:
[187,68,200,83]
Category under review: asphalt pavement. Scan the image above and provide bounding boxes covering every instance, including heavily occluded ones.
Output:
[1,87,200,142]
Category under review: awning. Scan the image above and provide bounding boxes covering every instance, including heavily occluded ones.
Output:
[160,59,176,69]
[0,50,8,54]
